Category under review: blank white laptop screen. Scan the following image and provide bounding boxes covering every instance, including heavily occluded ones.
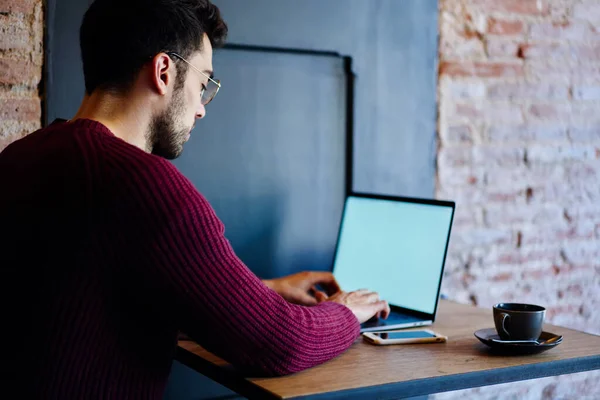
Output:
[333,196,454,315]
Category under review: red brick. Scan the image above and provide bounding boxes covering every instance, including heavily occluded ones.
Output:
[565,162,599,182]
[442,80,486,99]
[563,241,600,264]
[484,189,525,204]
[0,0,36,14]
[558,226,596,241]
[558,283,584,299]
[484,204,563,227]
[487,125,568,143]
[0,97,41,121]
[488,18,524,35]
[521,269,547,280]
[527,145,594,163]
[529,22,596,42]
[573,1,600,25]
[573,85,600,101]
[437,185,485,205]
[453,102,524,123]
[522,223,596,245]
[527,103,571,121]
[489,104,525,123]
[440,35,486,59]
[519,43,569,60]
[438,165,485,187]
[455,103,481,119]
[440,61,524,78]
[528,62,600,84]
[471,0,549,16]
[0,15,30,50]
[450,205,482,229]
[485,164,564,191]
[473,145,525,166]
[565,284,584,297]
[0,57,39,85]
[451,228,512,248]
[520,43,600,62]
[443,124,474,145]
[571,103,600,123]
[526,103,556,119]
[546,304,580,319]
[569,128,600,142]
[492,247,558,266]
[488,83,569,101]
[538,180,600,205]
[491,272,513,282]
[486,38,520,58]
[577,45,600,62]
[438,147,472,169]
[565,204,600,223]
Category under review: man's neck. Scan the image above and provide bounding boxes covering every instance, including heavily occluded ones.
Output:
[72,90,151,152]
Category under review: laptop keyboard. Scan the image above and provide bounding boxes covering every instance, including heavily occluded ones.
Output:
[361,312,423,329]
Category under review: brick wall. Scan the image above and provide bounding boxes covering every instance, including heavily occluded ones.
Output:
[436,0,600,398]
[0,0,44,151]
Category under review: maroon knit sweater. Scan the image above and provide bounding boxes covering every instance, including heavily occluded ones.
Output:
[0,119,360,399]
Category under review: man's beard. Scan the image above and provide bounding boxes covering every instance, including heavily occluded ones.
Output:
[147,88,190,160]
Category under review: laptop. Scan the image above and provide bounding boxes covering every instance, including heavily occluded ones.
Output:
[332,193,455,332]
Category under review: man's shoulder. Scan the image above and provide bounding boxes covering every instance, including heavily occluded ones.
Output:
[106,143,182,183]
[113,152,214,223]
[0,119,82,167]
[1,118,108,159]
[101,140,200,203]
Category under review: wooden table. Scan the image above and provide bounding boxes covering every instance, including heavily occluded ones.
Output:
[176,301,600,399]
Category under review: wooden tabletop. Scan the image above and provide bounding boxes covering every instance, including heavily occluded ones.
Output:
[176,300,600,399]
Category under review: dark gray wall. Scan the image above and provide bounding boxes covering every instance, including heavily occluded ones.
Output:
[212,0,439,197]
[45,0,92,123]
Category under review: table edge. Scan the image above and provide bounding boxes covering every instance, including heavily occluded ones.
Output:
[175,346,600,400]
[175,347,281,400]
[287,354,600,400]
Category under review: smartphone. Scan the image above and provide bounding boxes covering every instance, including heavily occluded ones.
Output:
[362,329,447,345]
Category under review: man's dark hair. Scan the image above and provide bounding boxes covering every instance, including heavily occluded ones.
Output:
[80,0,227,94]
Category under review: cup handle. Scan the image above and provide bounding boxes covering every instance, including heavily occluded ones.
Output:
[500,313,511,338]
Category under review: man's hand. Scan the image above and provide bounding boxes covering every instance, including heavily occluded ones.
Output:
[263,271,341,306]
[322,289,390,324]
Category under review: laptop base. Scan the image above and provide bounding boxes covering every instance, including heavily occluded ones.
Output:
[360,312,432,332]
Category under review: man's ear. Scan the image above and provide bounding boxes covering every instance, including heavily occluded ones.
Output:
[151,53,174,95]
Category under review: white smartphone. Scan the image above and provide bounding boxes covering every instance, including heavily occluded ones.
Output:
[362,329,447,345]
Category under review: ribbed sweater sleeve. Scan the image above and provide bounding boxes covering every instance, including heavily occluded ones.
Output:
[104,141,361,376]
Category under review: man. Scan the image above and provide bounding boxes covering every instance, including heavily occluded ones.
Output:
[0,0,389,398]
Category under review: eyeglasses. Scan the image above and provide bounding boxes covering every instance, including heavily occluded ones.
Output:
[166,52,221,105]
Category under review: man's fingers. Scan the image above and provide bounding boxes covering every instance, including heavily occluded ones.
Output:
[362,292,380,303]
[368,300,390,319]
[379,301,391,319]
[306,271,335,284]
[314,291,328,303]
[297,292,318,306]
[308,272,341,295]
[310,286,329,300]
[350,289,380,302]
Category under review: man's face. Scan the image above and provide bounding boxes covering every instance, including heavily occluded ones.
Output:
[150,35,214,159]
